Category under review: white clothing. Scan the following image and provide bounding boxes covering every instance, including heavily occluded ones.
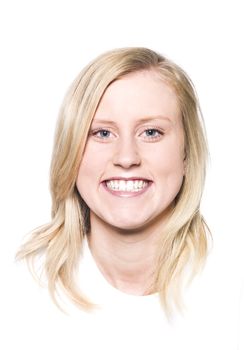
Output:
[2,238,243,350]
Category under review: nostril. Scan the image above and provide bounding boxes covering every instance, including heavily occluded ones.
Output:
[112,142,141,168]
[112,153,141,168]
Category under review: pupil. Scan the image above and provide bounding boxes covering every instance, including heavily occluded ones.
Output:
[147,129,154,136]
[102,130,109,137]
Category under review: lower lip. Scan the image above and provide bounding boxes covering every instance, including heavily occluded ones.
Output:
[102,181,152,198]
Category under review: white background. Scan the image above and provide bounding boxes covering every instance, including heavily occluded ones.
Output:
[0,0,243,347]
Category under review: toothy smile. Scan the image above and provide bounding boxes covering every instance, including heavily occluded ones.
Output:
[105,179,150,192]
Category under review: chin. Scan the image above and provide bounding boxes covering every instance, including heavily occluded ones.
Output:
[107,216,155,232]
[107,207,172,233]
[113,222,144,231]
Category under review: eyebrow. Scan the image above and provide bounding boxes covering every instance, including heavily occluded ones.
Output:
[92,115,173,125]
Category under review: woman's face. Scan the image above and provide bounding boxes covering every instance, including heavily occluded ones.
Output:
[76,70,185,231]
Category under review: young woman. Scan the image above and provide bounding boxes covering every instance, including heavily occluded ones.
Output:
[15,47,222,349]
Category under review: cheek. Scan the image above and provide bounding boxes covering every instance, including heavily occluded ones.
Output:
[76,161,97,209]
[76,143,110,196]
[148,142,185,201]
[78,143,105,176]
[148,139,185,176]
[153,152,185,206]
[162,150,185,174]
[156,158,185,194]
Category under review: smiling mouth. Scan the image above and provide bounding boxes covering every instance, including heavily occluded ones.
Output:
[104,179,151,193]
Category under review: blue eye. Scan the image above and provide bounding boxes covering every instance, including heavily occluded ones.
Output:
[145,129,160,137]
[92,129,112,139]
[143,129,164,140]
[98,130,111,138]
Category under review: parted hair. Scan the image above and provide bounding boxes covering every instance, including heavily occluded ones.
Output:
[17,47,210,315]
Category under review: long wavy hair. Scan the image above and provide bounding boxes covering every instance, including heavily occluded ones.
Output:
[17,47,210,315]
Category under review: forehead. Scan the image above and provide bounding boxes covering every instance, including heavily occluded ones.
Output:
[94,70,181,122]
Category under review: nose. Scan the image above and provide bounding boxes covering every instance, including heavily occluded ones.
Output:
[112,136,141,169]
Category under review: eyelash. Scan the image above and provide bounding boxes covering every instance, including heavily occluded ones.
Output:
[92,129,112,138]
[141,128,164,141]
[90,127,164,141]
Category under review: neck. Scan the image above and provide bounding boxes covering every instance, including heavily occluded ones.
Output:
[87,214,166,296]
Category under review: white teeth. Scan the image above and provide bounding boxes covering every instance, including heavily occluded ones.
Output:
[127,181,134,191]
[105,180,149,192]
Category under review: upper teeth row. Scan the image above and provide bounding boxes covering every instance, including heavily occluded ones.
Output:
[106,180,148,192]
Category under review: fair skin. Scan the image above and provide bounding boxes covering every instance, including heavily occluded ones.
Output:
[76,70,185,295]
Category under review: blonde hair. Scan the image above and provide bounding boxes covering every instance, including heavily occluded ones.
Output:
[17,47,210,315]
